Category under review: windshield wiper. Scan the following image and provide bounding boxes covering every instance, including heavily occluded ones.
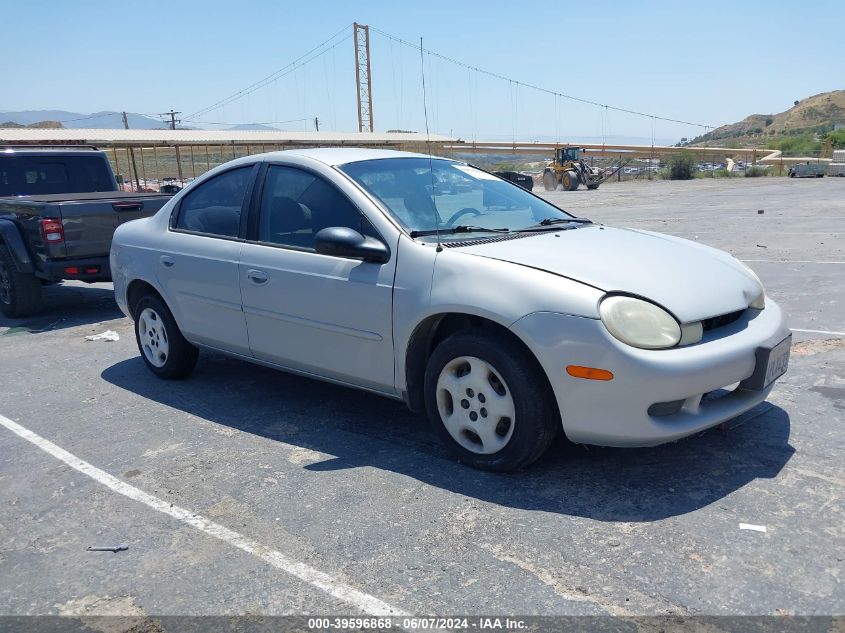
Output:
[409,225,510,238]
[538,217,592,225]
[515,217,593,232]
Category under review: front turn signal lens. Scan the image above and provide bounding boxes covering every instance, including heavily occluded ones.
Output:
[566,365,614,381]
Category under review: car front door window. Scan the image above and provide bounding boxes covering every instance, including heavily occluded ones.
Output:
[257,165,377,248]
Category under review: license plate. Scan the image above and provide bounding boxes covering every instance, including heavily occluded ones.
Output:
[763,336,791,388]
[744,334,792,391]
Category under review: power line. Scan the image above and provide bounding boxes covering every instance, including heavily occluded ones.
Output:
[369,26,714,130]
[55,112,124,123]
[187,24,353,120]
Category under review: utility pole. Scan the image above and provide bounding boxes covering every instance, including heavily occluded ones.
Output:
[314,117,320,132]
[160,109,181,130]
[122,111,142,192]
[158,110,183,182]
[353,23,374,133]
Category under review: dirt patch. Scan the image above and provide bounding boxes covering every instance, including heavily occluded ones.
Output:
[56,595,165,633]
[791,338,845,356]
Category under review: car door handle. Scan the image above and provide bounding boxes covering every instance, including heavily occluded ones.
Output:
[247,269,269,284]
[160,255,175,268]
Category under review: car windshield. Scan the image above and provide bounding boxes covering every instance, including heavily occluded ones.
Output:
[339,158,581,238]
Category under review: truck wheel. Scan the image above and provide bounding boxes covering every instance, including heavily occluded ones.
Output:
[542,171,557,191]
[562,170,579,191]
[0,244,42,318]
[424,328,559,472]
[134,293,198,379]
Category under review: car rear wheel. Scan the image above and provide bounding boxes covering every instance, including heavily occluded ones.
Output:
[134,294,198,379]
[0,244,41,318]
[424,329,559,472]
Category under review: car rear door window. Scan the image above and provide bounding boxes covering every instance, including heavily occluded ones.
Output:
[257,165,376,249]
[176,167,252,237]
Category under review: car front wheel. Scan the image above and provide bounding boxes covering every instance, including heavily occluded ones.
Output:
[424,329,559,472]
[134,294,198,379]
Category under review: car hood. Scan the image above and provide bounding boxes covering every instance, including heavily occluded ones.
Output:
[455,225,761,323]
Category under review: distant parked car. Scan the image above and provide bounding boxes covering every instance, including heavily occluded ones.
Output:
[493,171,533,191]
[112,149,790,472]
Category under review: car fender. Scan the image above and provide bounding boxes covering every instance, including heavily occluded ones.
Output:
[393,240,603,391]
[0,219,35,273]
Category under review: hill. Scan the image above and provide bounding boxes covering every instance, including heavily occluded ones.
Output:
[0,120,64,129]
[227,123,279,131]
[693,90,845,146]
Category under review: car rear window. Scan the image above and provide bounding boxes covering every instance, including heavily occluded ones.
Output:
[0,155,114,196]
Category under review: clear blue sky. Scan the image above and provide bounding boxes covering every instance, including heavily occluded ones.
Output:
[1,0,842,143]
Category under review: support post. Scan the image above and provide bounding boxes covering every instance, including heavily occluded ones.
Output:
[353,23,374,132]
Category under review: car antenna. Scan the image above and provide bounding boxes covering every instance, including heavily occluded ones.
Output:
[420,36,442,253]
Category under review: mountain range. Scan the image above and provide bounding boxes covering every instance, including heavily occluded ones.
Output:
[0,110,176,130]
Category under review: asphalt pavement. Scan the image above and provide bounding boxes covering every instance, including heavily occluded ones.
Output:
[0,177,842,625]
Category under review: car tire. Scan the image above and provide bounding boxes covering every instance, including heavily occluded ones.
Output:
[423,328,559,472]
[134,293,198,379]
[0,243,42,318]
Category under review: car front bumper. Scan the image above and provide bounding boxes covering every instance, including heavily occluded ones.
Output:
[509,300,790,447]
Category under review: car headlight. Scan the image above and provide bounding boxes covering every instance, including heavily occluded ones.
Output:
[599,295,681,349]
[738,261,766,310]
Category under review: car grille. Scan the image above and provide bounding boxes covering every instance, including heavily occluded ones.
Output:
[701,309,745,332]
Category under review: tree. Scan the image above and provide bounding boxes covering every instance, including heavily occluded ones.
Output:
[669,154,695,180]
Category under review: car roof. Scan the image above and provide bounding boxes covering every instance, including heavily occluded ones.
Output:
[0,147,103,156]
[256,147,453,167]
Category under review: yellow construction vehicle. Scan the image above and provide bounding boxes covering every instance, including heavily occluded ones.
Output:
[542,147,604,191]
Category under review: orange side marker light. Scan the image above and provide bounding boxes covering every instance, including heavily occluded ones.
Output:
[566,365,614,381]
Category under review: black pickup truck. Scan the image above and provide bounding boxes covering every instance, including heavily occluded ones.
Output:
[0,146,171,317]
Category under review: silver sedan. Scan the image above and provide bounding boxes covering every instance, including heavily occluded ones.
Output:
[110,149,791,471]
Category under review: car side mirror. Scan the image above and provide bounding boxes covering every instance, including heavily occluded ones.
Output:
[314,227,390,264]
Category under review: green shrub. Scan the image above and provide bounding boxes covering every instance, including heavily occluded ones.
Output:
[826,129,845,149]
[668,154,695,180]
[745,166,767,177]
[767,135,822,155]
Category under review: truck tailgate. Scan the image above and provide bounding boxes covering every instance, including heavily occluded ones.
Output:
[41,192,169,259]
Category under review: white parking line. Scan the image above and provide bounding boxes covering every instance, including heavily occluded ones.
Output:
[741,259,845,265]
[791,328,845,337]
[0,412,408,618]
